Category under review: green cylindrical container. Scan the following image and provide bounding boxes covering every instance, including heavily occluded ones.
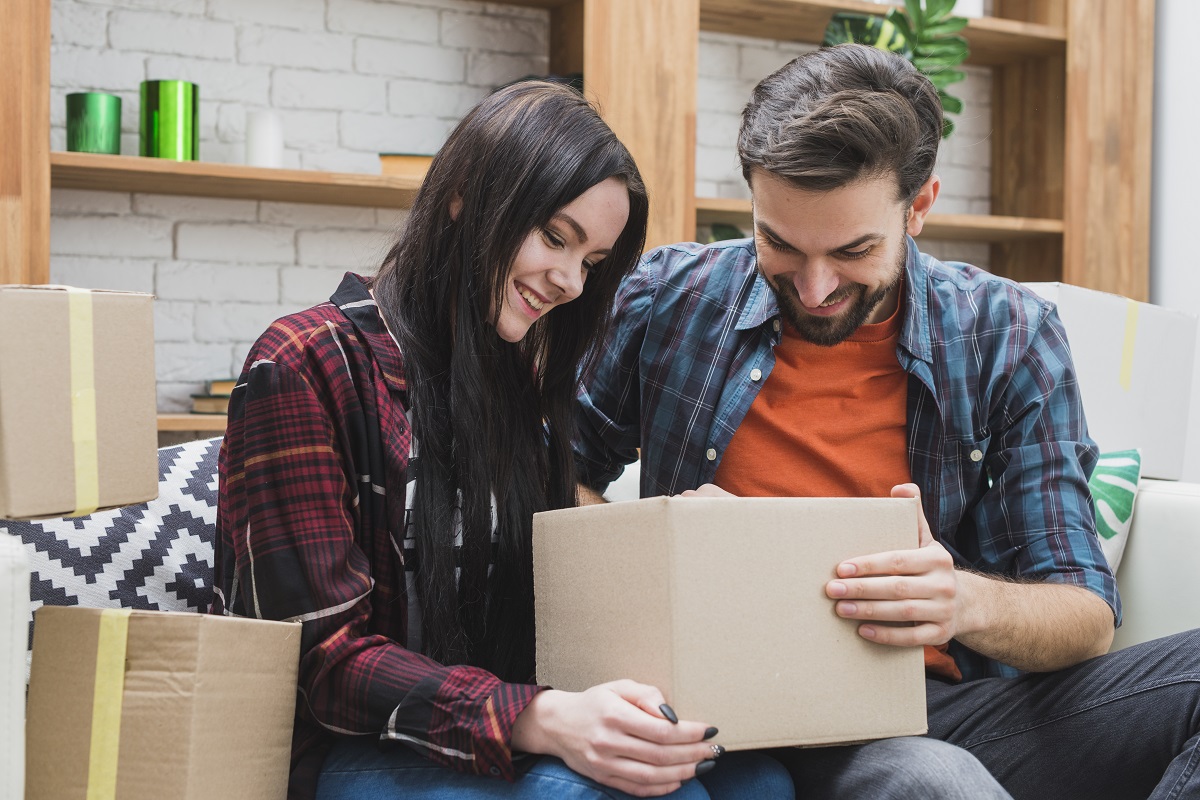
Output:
[139,80,199,160]
[66,92,122,155]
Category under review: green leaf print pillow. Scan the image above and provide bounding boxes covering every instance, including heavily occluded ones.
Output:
[1090,449,1142,573]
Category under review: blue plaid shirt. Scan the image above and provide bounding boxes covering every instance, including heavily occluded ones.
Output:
[575,237,1119,680]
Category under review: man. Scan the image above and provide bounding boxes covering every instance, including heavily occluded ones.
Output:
[574,44,1200,799]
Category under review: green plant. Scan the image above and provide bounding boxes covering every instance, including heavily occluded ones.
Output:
[822,0,970,138]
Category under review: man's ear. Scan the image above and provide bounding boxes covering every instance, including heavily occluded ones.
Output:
[448,193,463,221]
[905,175,940,237]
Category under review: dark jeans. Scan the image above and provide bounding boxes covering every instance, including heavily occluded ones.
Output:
[776,629,1200,799]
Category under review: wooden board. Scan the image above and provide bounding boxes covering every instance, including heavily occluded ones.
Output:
[51,152,423,209]
[0,0,50,285]
[696,197,1063,242]
[698,0,1065,66]
[1062,0,1155,300]
[157,414,228,432]
[578,0,700,249]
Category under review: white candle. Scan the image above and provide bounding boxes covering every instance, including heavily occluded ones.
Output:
[245,110,283,168]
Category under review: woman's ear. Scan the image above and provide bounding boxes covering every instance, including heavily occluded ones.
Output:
[448,193,463,221]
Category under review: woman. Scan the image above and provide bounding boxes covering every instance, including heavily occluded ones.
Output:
[212,81,793,800]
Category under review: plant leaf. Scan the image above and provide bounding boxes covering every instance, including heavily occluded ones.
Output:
[941,116,955,139]
[923,17,969,36]
[924,68,967,88]
[884,8,917,44]
[939,92,964,113]
[925,0,956,24]
[903,0,924,31]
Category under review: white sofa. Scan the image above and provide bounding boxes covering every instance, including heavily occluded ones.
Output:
[1111,479,1200,650]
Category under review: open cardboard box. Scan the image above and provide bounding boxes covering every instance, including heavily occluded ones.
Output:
[533,496,928,749]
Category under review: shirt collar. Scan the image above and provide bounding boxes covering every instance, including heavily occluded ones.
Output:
[734,243,782,334]
[330,272,408,394]
[898,235,933,364]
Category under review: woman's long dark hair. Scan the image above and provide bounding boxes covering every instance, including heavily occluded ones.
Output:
[372,81,648,681]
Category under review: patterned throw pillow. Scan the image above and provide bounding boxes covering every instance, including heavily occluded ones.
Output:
[1090,449,1142,574]
[1,436,221,663]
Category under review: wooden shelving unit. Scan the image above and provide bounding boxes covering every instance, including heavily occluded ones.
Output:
[696,197,1064,242]
[157,414,228,433]
[51,152,422,209]
[1,0,1156,295]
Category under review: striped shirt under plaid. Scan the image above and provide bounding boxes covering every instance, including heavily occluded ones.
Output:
[212,273,540,800]
[574,237,1119,681]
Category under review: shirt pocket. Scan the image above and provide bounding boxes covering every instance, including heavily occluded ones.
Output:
[947,430,992,495]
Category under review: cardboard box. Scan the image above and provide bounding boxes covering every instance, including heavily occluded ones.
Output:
[25,607,300,800]
[1025,283,1198,480]
[1,533,29,800]
[533,497,928,749]
[0,286,157,519]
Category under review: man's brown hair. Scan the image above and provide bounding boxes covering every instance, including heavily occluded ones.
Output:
[738,43,943,203]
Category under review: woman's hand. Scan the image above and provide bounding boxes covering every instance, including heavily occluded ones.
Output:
[678,483,735,498]
[511,680,718,797]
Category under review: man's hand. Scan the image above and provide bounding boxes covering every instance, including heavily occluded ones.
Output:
[827,483,1115,671]
[678,484,735,498]
[825,483,961,646]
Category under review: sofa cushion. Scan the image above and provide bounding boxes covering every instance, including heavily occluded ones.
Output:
[0,436,221,657]
[1090,449,1143,574]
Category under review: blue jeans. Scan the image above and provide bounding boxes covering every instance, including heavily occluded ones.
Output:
[776,629,1200,799]
[925,628,1200,799]
[314,739,795,800]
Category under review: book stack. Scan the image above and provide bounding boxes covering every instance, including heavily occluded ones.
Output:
[190,378,236,415]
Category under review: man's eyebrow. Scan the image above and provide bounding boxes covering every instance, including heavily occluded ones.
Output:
[552,212,588,245]
[757,220,883,252]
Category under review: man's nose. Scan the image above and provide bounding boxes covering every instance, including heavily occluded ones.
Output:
[792,263,840,308]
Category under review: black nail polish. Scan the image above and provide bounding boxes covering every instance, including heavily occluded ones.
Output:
[695,759,718,777]
[711,744,726,758]
[658,703,679,724]
[703,726,719,740]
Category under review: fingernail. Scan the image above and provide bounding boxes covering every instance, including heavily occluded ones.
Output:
[659,703,679,724]
[838,602,857,616]
[711,744,726,758]
[828,581,846,597]
[861,625,876,639]
[695,759,718,777]
[703,726,719,740]
[838,563,858,577]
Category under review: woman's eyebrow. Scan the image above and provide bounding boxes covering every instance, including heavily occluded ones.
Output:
[552,212,588,244]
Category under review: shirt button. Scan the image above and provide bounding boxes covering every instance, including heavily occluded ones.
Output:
[969,449,983,462]
[489,766,501,776]
[750,368,762,381]
[773,319,782,332]
[706,448,717,461]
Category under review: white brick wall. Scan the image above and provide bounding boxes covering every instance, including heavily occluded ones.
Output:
[695,30,994,267]
[49,0,548,416]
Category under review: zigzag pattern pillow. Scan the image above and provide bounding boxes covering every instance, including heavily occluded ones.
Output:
[1,436,221,661]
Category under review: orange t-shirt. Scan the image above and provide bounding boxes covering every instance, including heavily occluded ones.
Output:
[713,294,961,681]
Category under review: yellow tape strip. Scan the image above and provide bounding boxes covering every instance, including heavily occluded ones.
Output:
[87,609,131,800]
[1120,299,1139,391]
[67,288,100,516]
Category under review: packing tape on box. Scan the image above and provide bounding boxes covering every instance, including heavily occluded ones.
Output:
[67,287,100,516]
[88,608,131,800]
[1120,299,1139,391]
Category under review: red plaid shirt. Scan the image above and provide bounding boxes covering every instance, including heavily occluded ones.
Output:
[212,273,543,799]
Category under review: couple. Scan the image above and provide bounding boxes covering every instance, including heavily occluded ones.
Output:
[212,44,1200,800]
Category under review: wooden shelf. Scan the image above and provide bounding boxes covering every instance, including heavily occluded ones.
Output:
[157,413,228,432]
[50,152,422,209]
[696,197,1063,242]
[506,1,1065,67]
[697,0,1064,66]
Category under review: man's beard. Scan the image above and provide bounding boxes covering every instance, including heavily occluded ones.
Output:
[767,238,907,347]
